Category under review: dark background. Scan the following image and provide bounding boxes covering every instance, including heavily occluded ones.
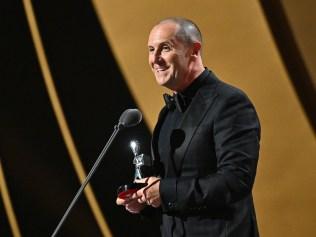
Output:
[1,1,159,236]
[1,0,315,237]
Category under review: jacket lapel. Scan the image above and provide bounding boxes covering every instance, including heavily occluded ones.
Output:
[151,106,168,176]
[173,75,219,176]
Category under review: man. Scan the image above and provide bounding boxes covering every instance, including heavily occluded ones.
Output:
[117,17,260,237]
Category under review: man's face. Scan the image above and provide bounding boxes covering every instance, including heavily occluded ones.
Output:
[148,22,192,90]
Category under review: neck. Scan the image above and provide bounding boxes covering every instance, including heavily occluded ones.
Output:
[173,62,205,93]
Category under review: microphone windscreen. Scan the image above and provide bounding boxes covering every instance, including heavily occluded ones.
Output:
[119,109,142,128]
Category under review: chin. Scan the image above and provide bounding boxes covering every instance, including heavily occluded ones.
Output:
[155,76,168,86]
[156,81,168,87]
[159,80,175,90]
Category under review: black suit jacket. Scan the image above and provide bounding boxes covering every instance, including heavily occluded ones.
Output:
[151,71,260,237]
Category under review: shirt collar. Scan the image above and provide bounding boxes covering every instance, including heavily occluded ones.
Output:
[179,68,209,98]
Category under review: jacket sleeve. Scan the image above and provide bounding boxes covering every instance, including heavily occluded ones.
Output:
[159,91,260,214]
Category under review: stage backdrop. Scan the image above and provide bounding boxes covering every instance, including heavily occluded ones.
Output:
[1,0,315,236]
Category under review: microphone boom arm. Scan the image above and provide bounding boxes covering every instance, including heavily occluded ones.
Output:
[51,124,123,237]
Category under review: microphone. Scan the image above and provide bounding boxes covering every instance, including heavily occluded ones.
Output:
[118,108,142,128]
[51,109,142,237]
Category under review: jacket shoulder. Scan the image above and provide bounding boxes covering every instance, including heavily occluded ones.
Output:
[216,79,252,103]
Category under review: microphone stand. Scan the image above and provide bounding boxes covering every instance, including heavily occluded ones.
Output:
[51,124,123,237]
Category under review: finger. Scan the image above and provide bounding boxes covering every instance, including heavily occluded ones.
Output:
[137,197,146,204]
[143,178,160,193]
[151,203,160,208]
[136,186,147,198]
[137,193,147,204]
[134,177,149,183]
[117,195,138,205]
[131,192,141,199]
[151,199,161,208]
[116,197,128,205]
[135,188,143,198]
[147,177,161,188]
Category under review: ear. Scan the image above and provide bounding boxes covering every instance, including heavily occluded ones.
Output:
[191,42,201,56]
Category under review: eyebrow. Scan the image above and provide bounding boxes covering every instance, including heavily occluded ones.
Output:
[148,40,174,48]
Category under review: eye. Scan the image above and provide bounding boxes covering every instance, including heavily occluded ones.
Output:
[162,45,171,52]
[148,46,155,53]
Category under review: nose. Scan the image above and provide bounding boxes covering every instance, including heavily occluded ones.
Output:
[152,50,162,65]
[149,49,164,67]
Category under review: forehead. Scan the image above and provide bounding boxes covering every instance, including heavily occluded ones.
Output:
[148,22,179,46]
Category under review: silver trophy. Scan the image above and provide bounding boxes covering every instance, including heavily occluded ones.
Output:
[130,140,152,180]
[117,140,153,199]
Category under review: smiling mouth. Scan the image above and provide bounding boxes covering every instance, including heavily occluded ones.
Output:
[155,67,169,72]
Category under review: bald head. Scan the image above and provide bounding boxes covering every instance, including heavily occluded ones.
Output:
[157,17,202,48]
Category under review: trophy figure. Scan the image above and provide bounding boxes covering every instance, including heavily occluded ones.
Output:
[117,140,153,199]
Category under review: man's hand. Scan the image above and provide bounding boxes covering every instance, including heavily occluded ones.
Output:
[116,176,161,213]
[116,195,146,214]
[135,177,161,208]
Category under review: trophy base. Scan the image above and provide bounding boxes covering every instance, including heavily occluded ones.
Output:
[117,183,147,199]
